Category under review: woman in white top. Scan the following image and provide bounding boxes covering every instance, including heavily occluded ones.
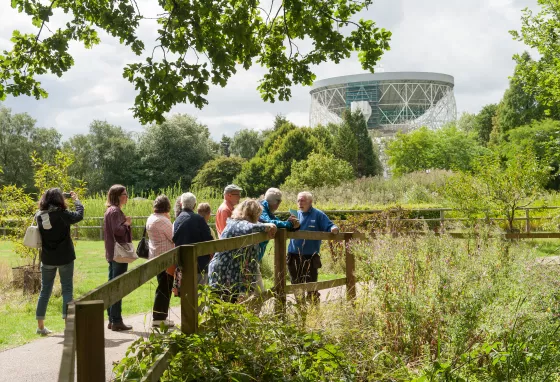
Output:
[146,195,175,327]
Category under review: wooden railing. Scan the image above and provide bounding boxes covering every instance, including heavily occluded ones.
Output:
[57,229,364,381]
[4,206,560,239]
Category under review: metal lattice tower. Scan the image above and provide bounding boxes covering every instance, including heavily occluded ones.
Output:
[309,72,456,135]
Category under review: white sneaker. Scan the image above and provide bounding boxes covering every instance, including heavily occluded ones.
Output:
[36,327,52,335]
[152,319,175,328]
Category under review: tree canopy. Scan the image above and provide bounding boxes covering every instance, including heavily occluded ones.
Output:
[0,105,61,191]
[138,114,215,190]
[333,110,382,177]
[0,1,391,124]
[234,123,325,196]
[231,129,265,160]
[63,121,140,193]
[510,0,560,115]
[472,104,498,145]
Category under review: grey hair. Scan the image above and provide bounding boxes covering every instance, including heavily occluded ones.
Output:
[297,191,313,203]
[265,188,283,203]
[180,192,197,210]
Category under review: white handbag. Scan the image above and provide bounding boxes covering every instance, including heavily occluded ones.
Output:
[23,216,42,248]
[113,242,138,263]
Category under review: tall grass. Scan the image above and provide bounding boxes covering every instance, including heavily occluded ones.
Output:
[304,230,560,380]
[282,170,454,209]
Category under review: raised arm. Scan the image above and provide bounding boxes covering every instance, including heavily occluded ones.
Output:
[62,200,84,224]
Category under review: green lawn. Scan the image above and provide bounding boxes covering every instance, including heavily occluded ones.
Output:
[0,239,343,350]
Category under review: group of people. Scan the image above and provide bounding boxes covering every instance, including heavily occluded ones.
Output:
[32,184,338,334]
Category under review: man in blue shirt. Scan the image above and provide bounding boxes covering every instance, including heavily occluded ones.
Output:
[287,191,339,303]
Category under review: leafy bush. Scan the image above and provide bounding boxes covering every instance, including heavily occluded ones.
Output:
[0,185,37,267]
[114,296,355,381]
[386,125,487,176]
[445,149,549,231]
[191,156,245,191]
[283,153,354,189]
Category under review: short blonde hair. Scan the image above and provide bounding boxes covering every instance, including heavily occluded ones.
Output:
[231,199,262,223]
[197,202,212,216]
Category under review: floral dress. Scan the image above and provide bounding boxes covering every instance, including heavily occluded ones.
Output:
[208,219,267,296]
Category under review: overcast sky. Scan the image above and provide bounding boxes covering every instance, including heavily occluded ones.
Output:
[0,0,537,140]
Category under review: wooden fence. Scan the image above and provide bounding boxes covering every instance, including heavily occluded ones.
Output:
[4,206,559,240]
[57,229,364,382]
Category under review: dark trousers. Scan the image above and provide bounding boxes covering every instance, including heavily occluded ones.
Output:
[107,261,128,323]
[287,253,321,299]
[153,271,174,320]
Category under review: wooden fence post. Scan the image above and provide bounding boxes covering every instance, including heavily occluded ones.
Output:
[525,209,531,233]
[180,245,198,335]
[344,234,356,301]
[58,303,76,382]
[75,300,105,382]
[274,229,287,314]
[440,210,445,233]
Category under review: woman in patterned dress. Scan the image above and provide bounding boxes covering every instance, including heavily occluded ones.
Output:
[208,199,276,302]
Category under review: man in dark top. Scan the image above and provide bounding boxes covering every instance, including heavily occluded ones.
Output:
[173,192,214,285]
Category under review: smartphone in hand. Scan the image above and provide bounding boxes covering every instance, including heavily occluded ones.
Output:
[63,192,72,198]
[289,209,298,216]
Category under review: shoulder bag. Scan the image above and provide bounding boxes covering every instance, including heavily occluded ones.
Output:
[113,218,137,263]
[136,226,150,259]
[23,215,42,248]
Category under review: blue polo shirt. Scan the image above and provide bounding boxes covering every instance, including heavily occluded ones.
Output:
[288,207,337,256]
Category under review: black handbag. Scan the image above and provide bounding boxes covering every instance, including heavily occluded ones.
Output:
[136,226,150,259]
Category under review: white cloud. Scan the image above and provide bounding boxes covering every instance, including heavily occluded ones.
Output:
[0,0,540,140]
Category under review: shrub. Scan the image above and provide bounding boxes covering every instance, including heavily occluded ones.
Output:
[114,295,355,381]
[282,153,354,189]
[191,156,245,191]
[386,125,487,176]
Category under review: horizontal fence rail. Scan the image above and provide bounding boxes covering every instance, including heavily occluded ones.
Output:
[58,229,363,381]
[4,206,560,239]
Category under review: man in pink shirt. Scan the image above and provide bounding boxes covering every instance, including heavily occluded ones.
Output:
[215,184,242,237]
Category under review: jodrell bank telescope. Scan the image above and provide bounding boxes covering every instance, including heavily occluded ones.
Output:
[309,72,456,135]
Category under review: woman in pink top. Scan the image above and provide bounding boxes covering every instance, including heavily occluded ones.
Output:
[146,195,175,328]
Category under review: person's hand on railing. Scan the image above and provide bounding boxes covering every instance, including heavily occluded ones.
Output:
[264,223,277,238]
[331,226,339,235]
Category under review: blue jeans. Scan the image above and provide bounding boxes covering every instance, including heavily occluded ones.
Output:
[36,261,74,320]
[107,261,128,323]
